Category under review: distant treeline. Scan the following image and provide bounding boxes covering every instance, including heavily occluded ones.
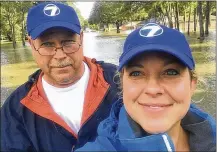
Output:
[88,1,216,40]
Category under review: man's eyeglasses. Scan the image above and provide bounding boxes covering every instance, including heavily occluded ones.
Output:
[33,40,81,56]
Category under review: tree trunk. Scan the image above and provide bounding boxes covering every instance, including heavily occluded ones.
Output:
[12,25,16,49]
[187,5,191,35]
[21,11,26,46]
[162,14,166,25]
[183,9,186,32]
[198,1,204,40]
[166,3,173,28]
[205,1,210,35]
[175,2,180,31]
[193,7,197,32]
[6,33,12,41]
[116,21,120,33]
[173,5,177,29]
[107,23,110,32]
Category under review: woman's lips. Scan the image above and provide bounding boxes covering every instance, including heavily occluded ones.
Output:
[138,103,174,112]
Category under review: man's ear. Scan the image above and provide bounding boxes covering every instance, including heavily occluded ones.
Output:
[28,36,32,45]
[79,31,83,45]
[27,36,34,50]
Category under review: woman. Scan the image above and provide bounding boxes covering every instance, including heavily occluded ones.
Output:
[75,23,216,151]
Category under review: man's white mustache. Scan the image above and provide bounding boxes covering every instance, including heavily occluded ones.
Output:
[50,62,72,68]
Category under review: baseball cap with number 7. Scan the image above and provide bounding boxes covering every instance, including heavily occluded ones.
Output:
[27,2,81,40]
[118,23,195,71]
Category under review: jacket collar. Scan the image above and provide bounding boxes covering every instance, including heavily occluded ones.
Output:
[117,103,215,151]
[182,105,216,151]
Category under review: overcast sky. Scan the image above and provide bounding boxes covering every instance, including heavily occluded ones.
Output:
[75,2,95,20]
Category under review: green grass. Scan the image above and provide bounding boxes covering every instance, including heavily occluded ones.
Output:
[195,62,215,76]
[1,40,23,45]
[1,61,38,88]
[190,41,215,48]
[98,29,128,38]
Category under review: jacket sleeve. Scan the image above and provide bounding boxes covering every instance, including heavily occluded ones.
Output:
[1,95,36,152]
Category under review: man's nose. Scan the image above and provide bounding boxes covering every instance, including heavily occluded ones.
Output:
[53,47,67,59]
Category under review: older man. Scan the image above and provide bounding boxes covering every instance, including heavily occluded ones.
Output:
[1,2,118,152]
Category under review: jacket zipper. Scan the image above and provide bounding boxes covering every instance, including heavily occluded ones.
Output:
[162,134,173,152]
[73,86,111,151]
[78,86,111,135]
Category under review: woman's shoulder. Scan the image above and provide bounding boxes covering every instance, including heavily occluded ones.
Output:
[97,99,124,138]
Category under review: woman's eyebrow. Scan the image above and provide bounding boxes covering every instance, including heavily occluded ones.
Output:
[126,63,144,69]
[163,59,179,66]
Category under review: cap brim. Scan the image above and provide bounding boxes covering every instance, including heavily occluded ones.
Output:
[118,44,194,71]
[29,21,81,39]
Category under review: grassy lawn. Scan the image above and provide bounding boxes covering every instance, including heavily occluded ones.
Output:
[1,61,38,88]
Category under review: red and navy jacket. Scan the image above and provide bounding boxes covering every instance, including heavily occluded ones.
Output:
[1,57,119,152]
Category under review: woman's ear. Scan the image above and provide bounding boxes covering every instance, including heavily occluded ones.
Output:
[190,78,198,96]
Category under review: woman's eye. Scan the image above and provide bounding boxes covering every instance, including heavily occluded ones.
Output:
[41,42,54,47]
[164,69,180,76]
[129,71,142,77]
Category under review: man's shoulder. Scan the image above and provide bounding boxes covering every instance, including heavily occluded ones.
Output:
[84,56,117,72]
[96,61,117,72]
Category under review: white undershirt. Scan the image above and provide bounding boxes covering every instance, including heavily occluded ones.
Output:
[42,62,90,134]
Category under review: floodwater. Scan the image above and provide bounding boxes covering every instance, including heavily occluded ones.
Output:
[1,31,216,117]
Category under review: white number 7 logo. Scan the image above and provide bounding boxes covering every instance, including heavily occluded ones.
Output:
[139,23,163,37]
[44,4,60,16]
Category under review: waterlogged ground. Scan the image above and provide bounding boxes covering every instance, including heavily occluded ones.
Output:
[1,31,216,118]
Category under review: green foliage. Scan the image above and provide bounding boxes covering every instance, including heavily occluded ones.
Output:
[1,1,34,43]
[89,1,215,36]
[89,2,148,25]
[89,24,99,30]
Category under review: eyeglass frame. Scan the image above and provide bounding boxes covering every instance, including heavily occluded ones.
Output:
[32,40,82,56]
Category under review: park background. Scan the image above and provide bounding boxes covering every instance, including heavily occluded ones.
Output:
[1,1,216,118]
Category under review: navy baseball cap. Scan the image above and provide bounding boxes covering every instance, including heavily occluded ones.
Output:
[27,2,81,39]
[118,23,195,71]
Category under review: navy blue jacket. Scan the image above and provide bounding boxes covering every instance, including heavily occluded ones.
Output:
[1,58,119,152]
[76,100,216,151]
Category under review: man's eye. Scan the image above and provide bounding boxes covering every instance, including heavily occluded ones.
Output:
[41,42,54,47]
[129,71,142,77]
[63,40,76,46]
[164,69,180,76]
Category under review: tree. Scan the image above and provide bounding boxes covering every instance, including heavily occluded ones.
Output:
[187,3,192,35]
[1,1,34,48]
[16,2,34,46]
[89,1,148,33]
[158,2,174,28]
[205,1,210,35]
[198,1,204,40]
[175,2,180,31]
[193,6,197,32]
[1,2,19,49]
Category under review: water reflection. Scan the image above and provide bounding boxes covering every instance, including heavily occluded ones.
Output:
[1,44,33,65]
[83,32,123,65]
